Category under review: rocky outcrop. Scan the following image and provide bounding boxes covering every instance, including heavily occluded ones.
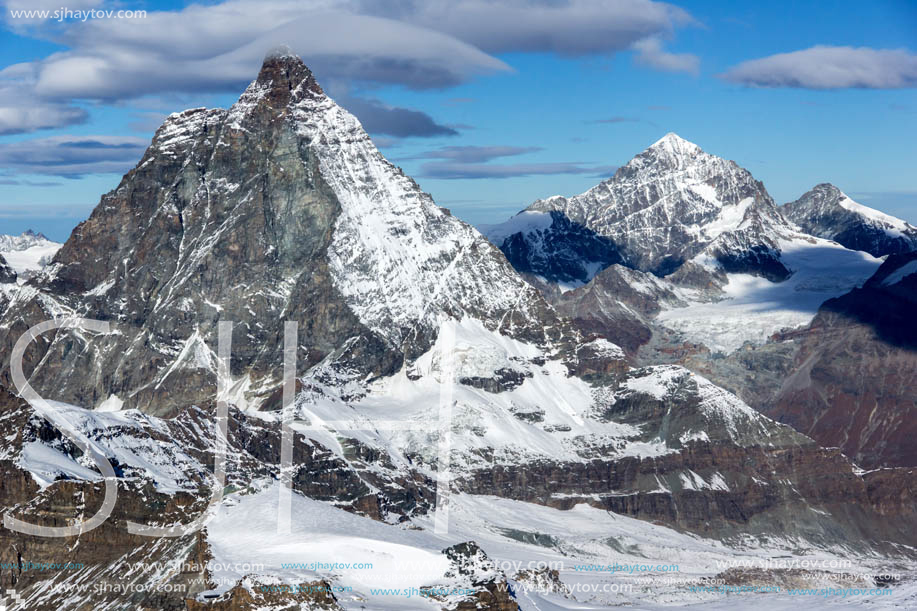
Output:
[424,542,520,611]
[783,183,917,257]
[0,255,14,284]
[458,365,917,550]
[484,210,622,284]
[766,253,917,469]
[185,577,341,610]
[550,264,686,355]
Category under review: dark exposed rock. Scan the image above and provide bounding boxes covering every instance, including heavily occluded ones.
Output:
[460,368,531,393]
[184,577,342,610]
[764,254,917,469]
[425,542,520,611]
[550,265,685,355]
[0,255,14,284]
[487,210,623,284]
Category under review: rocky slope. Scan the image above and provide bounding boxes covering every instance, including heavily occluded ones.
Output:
[548,264,685,355]
[766,252,917,469]
[646,251,917,471]
[783,183,917,257]
[481,210,622,286]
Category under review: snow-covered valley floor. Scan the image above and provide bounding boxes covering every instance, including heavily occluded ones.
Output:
[657,238,882,354]
[205,482,917,610]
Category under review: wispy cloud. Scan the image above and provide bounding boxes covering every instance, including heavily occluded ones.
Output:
[421,161,617,179]
[0,135,147,177]
[408,144,615,178]
[404,145,543,163]
[357,0,697,57]
[340,96,458,138]
[632,37,699,74]
[0,0,698,135]
[720,46,917,89]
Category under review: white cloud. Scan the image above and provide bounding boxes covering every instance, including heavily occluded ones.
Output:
[0,0,699,134]
[632,37,699,74]
[365,0,697,56]
[720,45,917,89]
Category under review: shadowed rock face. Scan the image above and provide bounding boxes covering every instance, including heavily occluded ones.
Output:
[0,53,561,417]
[766,253,917,469]
[487,210,623,284]
[0,255,14,284]
[783,183,917,258]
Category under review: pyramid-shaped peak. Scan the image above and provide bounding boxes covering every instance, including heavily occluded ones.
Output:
[649,132,702,154]
[246,48,324,109]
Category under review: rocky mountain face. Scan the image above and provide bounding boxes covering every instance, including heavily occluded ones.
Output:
[524,133,794,279]
[765,252,917,469]
[482,210,622,285]
[548,264,686,355]
[0,255,15,284]
[646,251,917,471]
[2,55,917,610]
[481,134,917,477]
[783,183,917,257]
[0,51,560,416]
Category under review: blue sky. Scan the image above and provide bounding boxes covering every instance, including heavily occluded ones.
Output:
[0,0,915,241]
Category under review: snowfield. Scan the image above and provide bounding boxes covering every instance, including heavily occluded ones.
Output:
[657,237,882,354]
[203,482,917,610]
[0,231,62,278]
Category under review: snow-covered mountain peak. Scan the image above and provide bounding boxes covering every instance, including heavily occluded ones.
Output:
[224,52,326,130]
[783,183,917,257]
[648,131,702,156]
[796,183,911,233]
[518,134,793,276]
[0,230,62,277]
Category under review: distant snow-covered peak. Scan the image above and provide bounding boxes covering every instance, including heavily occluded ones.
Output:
[783,183,917,257]
[523,134,792,276]
[0,230,62,276]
